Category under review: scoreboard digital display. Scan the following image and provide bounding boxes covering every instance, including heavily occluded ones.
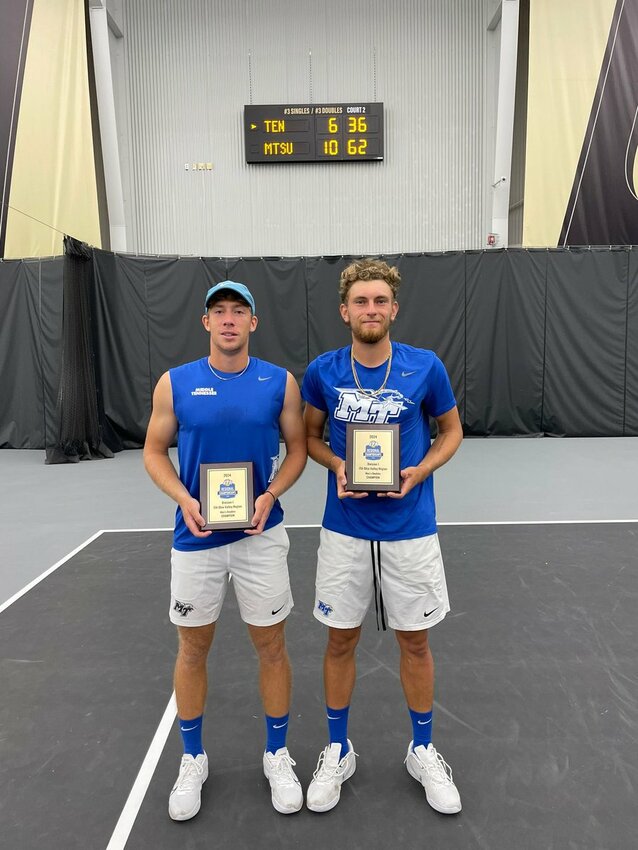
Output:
[244,103,384,163]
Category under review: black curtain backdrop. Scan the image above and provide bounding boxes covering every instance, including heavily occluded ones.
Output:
[0,257,63,448]
[465,249,546,436]
[91,251,150,449]
[1,247,637,449]
[627,249,638,434]
[543,248,629,436]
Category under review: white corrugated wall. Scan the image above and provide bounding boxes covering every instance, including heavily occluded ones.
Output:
[118,0,497,256]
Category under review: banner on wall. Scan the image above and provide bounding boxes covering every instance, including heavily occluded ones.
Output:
[524,0,638,246]
[0,0,34,256]
[1,0,101,258]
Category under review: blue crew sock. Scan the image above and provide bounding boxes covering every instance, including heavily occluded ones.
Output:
[265,713,289,754]
[409,708,433,750]
[178,714,204,757]
[326,705,350,760]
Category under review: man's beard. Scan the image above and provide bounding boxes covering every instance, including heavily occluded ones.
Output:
[351,317,391,344]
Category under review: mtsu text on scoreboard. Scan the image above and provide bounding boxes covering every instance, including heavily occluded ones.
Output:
[244,103,384,163]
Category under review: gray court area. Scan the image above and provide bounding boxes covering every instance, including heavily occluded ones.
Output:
[1,439,638,849]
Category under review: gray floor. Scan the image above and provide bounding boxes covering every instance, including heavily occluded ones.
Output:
[2,523,637,850]
[1,438,638,850]
[2,437,638,607]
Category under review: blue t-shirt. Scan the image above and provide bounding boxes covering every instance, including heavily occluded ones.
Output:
[169,357,286,551]
[301,342,456,541]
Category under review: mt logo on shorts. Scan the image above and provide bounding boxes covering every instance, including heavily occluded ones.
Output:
[174,600,195,617]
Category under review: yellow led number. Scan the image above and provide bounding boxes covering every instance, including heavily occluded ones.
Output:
[348,117,367,132]
[323,117,339,155]
[347,138,367,155]
[347,116,367,156]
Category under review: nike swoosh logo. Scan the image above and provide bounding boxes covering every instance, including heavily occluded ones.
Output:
[272,604,285,615]
[424,607,438,617]
[417,719,432,725]
[402,370,417,377]
[327,715,341,720]
[258,376,272,381]
[180,725,199,732]
[273,722,288,729]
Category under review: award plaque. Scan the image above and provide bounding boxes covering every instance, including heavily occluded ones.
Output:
[199,461,254,530]
[345,423,401,492]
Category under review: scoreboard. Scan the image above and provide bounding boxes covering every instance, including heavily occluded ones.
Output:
[244,103,384,163]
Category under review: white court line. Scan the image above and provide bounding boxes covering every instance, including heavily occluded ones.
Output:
[0,530,104,615]
[91,521,638,530]
[286,519,638,527]
[95,527,173,533]
[285,522,321,528]
[105,692,177,850]
[438,518,638,526]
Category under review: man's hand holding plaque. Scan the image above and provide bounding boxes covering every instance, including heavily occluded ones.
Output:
[199,461,255,530]
[345,423,401,493]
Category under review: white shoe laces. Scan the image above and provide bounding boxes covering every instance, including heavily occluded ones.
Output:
[267,750,298,786]
[406,746,454,786]
[174,757,205,795]
[313,746,356,783]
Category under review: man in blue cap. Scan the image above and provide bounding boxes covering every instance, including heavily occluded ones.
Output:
[144,281,307,819]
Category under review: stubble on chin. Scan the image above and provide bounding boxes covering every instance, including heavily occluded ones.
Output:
[352,322,390,345]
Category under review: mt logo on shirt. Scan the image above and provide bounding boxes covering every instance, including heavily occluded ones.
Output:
[334,388,410,423]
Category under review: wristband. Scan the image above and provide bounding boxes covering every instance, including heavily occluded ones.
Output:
[265,489,277,504]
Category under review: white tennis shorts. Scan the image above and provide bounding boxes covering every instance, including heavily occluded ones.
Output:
[314,528,450,631]
[169,523,293,627]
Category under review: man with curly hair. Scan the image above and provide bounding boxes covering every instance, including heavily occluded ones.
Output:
[302,258,463,815]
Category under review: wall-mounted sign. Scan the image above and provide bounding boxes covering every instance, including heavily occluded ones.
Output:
[244,103,384,163]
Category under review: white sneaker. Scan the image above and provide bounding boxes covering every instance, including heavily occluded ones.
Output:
[168,752,208,821]
[405,742,462,814]
[262,747,303,814]
[306,740,357,813]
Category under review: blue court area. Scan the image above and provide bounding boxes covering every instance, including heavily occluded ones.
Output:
[1,524,637,850]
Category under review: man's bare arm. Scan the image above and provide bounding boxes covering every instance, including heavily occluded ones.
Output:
[383,405,463,500]
[304,402,367,499]
[143,371,211,537]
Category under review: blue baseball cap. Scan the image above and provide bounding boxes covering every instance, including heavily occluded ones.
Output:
[204,281,255,314]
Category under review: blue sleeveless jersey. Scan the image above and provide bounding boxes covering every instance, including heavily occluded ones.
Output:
[301,342,456,541]
[169,357,286,551]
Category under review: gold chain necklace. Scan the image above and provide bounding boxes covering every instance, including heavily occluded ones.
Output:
[350,345,393,397]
